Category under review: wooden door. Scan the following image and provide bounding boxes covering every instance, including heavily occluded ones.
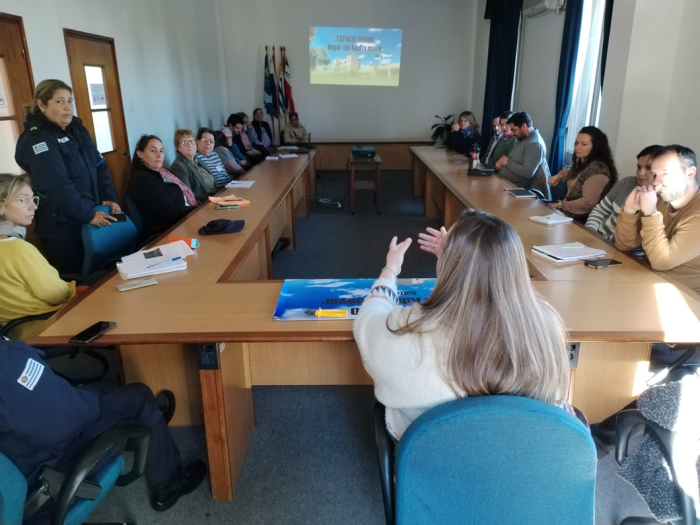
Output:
[64,30,130,205]
[0,13,34,174]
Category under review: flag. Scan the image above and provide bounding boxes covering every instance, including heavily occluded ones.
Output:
[278,58,287,115]
[263,51,274,118]
[271,47,280,119]
[284,53,295,113]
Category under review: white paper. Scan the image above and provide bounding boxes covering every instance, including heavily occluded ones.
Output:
[117,259,187,279]
[225,180,255,188]
[530,214,573,225]
[121,240,194,263]
[279,153,298,158]
[266,156,279,161]
[532,242,605,261]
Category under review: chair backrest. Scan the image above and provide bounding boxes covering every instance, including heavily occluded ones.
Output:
[126,197,145,235]
[395,396,597,525]
[0,453,27,525]
[81,205,137,276]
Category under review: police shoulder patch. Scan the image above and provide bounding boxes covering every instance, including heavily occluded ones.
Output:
[32,142,49,155]
[17,358,44,391]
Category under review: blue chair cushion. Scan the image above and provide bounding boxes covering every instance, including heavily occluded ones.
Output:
[81,205,137,276]
[395,396,597,525]
[64,455,125,525]
[0,453,28,525]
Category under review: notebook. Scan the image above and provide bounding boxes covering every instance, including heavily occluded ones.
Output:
[225,180,255,188]
[507,189,537,198]
[530,213,573,225]
[531,242,606,263]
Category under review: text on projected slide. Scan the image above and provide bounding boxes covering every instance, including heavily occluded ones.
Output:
[310,27,402,87]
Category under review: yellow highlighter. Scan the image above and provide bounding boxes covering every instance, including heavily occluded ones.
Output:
[305,308,348,318]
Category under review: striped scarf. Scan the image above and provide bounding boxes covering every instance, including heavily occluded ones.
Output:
[144,162,198,206]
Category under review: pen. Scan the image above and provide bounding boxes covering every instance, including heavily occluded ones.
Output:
[304,308,348,318]
[147,256,182,268]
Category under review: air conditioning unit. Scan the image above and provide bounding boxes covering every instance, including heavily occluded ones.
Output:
[523,0,565,18]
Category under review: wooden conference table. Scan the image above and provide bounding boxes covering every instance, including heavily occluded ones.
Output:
[27,146,700,502]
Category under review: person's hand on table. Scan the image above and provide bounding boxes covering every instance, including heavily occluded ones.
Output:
[102,200,121,214]
[418,226,447,259]
[90,211,117,227]
[495,156,509,170]
[381,236,412,280]
[637,184,659,215]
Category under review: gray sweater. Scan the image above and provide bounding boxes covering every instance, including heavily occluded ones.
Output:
[585,176,638,241]
[498,129,551,199]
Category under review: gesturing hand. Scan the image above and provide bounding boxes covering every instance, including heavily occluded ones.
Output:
[385,236,413,276]
[417,226,447,259]
[450,123,460,132]
[622,186,643,215]
[637,185,658,215]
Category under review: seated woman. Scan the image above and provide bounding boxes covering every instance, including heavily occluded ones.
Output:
[194,127,232,189]
[548,126,618,219]
[445,111,482,154]
[0,173,77,340]
[214,131,245,180]
[169,129,217,202]
[237,111,269,158]
[283,112,309,145]
[248,108,278,151]
[127,135,196,237]
[354,210,571,441]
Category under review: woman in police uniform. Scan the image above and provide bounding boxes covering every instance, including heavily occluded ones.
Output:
[14,79,120,274]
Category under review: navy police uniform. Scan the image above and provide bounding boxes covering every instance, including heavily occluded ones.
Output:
[14,114,118,274]
[0,339,181,499]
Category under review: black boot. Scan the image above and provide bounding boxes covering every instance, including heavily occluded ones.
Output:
[155,389,176,425]
[149,460,208,512]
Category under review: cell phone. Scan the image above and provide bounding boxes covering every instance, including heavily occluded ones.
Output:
[69,321,117,344]
[584,259,622,269]
[215,205,239,210]
[112,213,127,222]
[116,277,158,292]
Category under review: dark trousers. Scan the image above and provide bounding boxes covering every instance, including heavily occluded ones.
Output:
[650,343,700,367]
[59,383,181,490]
[40,228,85,275]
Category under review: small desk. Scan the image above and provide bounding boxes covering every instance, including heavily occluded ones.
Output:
[349,155,382,214]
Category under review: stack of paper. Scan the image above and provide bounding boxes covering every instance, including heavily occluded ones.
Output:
[116,240,193,279]
[209,194,250,206]
[266,156,279,161]
[279,153,298,158]
[225,180,255,188]
[530,213,573,225]
[532,242,606,264]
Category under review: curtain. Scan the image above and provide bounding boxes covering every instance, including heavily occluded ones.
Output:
[548,0,585,175]
[600,0,614,88]
[481,0,523,144]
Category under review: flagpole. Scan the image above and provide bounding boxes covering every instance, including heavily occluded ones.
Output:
[282,46,288,126]
[264,45,275,142]
[272,45,280,144]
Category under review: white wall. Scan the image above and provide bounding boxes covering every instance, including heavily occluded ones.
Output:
[219,0,477,140]
[0,0,228,163]
[471,0,491,131]
[514,10,566,149]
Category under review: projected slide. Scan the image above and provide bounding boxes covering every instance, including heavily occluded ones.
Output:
[310,27,402,87]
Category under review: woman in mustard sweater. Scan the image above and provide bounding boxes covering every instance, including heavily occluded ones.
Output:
[0,173,76,339]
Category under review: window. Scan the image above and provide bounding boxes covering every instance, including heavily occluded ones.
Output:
[564,0,606,154]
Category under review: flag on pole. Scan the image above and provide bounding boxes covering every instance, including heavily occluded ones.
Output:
[271,47,280,120]
[278,53,287,115]
[263,50,274,118]
[283,50,295,113]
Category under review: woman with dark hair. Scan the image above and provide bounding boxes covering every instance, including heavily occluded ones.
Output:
[354,210,571,441]
[214,131,245,179]
[444,111,483,154]
[248,108,278,150]
[549,126,618,219]
[126,135,196,236]
[14,79,120,273]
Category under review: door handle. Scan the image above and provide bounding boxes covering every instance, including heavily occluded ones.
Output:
[122,150,128,156]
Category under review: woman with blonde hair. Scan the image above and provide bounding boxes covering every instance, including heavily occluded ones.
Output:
[445,110,483,154]
[0,173,77,339]
[354,210,571,441]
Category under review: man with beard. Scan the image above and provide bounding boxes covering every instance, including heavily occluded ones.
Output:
[615,145,700,294]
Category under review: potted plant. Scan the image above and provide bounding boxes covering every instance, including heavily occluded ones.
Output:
[431,114,455,147]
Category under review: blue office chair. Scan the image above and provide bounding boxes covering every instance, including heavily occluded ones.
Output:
[81,205,137,277]
[0,424,150,525]
[375,396,597,525]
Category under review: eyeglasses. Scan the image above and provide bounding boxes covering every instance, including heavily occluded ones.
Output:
[198,138,215,144]
[179,139,196,146]
[11,196,39,208]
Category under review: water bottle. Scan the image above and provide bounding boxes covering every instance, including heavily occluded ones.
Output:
[470,143,480,169]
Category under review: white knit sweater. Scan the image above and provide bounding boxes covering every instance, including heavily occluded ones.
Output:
[353,277,461,440]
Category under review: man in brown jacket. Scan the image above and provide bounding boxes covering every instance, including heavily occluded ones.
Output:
[615,145,700,295]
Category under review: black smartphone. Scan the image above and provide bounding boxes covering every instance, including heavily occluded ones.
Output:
[69,321,117,344]
[215,205,239,210]
[584,259,622,269]
[112,213,127,222]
